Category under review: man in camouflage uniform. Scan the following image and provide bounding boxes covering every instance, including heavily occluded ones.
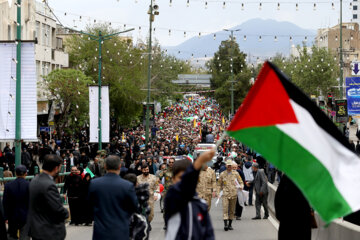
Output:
[158,158,174,230]
[218,159,244,231]
[137,164,159,223]
[196,165,217,211]
[158,158,174,198]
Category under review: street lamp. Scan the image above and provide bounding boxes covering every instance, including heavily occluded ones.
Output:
[15,0,22,167]
[339,0,344,99]
[145,1,159,146]
[76,28,134,150]
[223,28,241,116]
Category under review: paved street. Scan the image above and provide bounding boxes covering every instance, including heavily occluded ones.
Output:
[66,198,277,240]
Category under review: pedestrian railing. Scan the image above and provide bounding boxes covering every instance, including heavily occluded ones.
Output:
[0,164,81,203]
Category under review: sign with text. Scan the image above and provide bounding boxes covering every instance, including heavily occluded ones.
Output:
[346,77,360,116]
[335,99,348,123]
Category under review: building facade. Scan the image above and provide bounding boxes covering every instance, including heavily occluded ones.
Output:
[315,22,360,78]
[0,0,69,118]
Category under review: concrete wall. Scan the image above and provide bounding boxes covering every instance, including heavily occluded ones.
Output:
[267,182,360,240]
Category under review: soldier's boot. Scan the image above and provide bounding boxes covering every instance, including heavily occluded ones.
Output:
[228,220,233,230]
[224,220,229,231]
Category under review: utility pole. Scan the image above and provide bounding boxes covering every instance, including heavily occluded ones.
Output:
[340,0,344,99]
[77,28,134,150]
[145,1,159,146]
[15,0,22,167]
[223,28,240,116]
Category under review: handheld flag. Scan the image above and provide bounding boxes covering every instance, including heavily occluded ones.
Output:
[82,167,95,178]
[193,118,197,128]
[226,61,360,223]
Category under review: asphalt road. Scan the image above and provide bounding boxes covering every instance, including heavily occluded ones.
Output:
[66,198,277,240]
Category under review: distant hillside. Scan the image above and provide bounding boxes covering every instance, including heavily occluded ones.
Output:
[165,18,316,61]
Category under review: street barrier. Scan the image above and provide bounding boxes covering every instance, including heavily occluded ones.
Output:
[267,182,360,239]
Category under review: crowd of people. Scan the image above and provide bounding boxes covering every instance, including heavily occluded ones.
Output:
[0,95,280,240]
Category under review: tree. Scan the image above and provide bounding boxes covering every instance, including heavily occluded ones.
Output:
[265,46,339,98]
[44,69,92,133]
[207,39,251,114]
[65,24,190,126]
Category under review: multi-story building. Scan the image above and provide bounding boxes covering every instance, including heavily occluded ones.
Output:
[315,22,360,78]
[0,0,69,120]
[353,0,360,24]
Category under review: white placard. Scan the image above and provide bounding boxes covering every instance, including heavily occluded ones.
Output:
[89,86,110,143]
[0,43,37,140]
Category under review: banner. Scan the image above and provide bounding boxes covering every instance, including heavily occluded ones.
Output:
[0,43,37,140]
[335,99,348,123]
[89,86,110,143]
[346,77,360,116]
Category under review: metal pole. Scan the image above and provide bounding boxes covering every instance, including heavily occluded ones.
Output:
[145,0,153,146]
[230,30,234,116]
[15,0,22,167]
[340,0,344,99]
[98,32,102,150]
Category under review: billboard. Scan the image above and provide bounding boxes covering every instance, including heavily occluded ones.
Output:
[335,99,348,123]
[346,77,360,116]
[89,86,110,143]
[0,43,37,140]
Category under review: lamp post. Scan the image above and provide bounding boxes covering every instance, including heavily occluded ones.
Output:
[339,0,344,99]
[78,28,134,150]
[223,28,240,116]
[145,0,159,146]
[15,0,22,167]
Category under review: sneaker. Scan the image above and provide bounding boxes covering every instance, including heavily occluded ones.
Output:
[236,216,241,220]
[263,216,269,219]
[252,217,261,220]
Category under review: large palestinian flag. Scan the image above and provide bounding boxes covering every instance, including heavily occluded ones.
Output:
[227,61,360,223]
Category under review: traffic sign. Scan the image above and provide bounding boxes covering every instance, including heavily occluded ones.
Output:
[351,61,360,76]
[49,121,54,126]
[40,127,50,132]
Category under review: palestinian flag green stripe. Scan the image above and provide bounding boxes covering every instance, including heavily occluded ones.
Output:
[227,126,352,222]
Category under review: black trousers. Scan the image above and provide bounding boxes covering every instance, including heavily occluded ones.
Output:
[235,198,243,217]
[68,197,82,224]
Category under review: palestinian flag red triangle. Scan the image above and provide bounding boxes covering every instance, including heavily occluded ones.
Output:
[227,62,298,131]
[226,61,360,223]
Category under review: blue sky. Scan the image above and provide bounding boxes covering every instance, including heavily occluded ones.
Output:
[48,0,354,47]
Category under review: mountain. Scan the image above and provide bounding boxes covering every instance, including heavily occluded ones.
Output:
[165,18,316,61]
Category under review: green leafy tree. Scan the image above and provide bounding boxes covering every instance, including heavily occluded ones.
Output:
[208,39,251,113]
[65,24,190,126]
[44,69,92,133]
[266,47,339,98]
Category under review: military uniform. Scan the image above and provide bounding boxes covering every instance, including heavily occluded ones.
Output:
[158,168,173,195]
[196,167,216,211]
[137,174,159,222]
[158,168,173,215]
[218,167,244,230]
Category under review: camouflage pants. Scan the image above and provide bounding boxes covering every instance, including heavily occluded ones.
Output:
[199,194,212,211]
[149,200,154,222]
[222,197,237,220]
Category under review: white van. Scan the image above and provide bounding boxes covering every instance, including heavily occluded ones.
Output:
[194,143,218,167]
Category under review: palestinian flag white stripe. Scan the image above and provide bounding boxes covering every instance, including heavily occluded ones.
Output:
[278,100,360,212]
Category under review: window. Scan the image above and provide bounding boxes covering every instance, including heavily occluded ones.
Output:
[354,5,358,10]
[42,24,50,46]
[35,21,40,42]
[354,14,358,19]
[7,25,11,40]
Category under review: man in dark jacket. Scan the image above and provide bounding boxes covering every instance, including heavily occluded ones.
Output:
[88,155,138,240]
[3,165,29,240]
[27,154,69,240]
[64,166,82,225]
[252,162,269,220]
[164,150,215,240]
